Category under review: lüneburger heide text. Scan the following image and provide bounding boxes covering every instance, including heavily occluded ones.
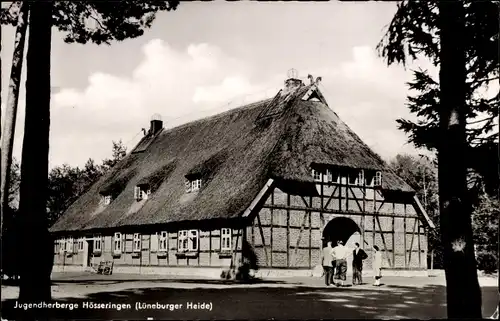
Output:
[13,301,213,312]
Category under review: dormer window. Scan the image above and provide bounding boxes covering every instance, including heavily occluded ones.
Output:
[374,171,382,186]
[102,195,112,205]
[185,178,202,193]
[326,169,340,184]
[312,169,322,182]
[134,185,151,201]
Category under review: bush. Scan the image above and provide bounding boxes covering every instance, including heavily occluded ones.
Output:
[476,251,498,274]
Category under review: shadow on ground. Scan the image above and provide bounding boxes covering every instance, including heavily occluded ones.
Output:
[51,278,291,286]
[2,283,498,320]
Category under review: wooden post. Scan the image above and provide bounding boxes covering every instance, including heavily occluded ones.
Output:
[431,249,434,271]
[309,196,312,268]
[418,225,421,269]
[408,219,417,267]
[270,192,274,267]
[294,205,309,265]
[287,194,290,267]
[392,204,396,268]
[209,230,212,266]
[256,214,268,266]
[404,204,407,269]
[251,217,255,246]
[361,183,366,248]
[372,187,376,248]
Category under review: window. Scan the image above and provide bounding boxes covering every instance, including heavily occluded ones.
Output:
[221,228,232,251]
[54,240,59,253]
[134,185,151,201]
[113,232,122,254]
[159,231,167,251]
[66,238,74,252]
[357,170,365,186]
[103,195,112,205]
[185,179,202,193]
[191,179,202,192]
[178,230,199,252]
[94,235,102,252]
[78,237,85,251]
[326,169,340,184]
[312,169,321,182]
[189,230,199,251]
[178,230,188,252]
[374,171,382,186]
[59,239,65,253]
[133,233,141,252]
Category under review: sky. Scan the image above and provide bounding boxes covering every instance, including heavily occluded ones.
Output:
[1,1,441,169]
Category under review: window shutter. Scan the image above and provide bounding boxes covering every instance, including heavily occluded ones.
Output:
[185,180,191,193]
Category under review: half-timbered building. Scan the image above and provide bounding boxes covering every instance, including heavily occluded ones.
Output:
[50,71,434,277]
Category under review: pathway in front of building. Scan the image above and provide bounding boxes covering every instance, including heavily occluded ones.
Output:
[1,272,498,320]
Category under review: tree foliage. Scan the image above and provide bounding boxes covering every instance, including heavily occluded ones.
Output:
[472,195,499,274]
[1,1,179,45]
[389,154,444,269]
[377,0,499,195]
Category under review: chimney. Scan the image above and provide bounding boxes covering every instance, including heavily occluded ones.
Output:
[283,68,303,94]
[150,113,163,135]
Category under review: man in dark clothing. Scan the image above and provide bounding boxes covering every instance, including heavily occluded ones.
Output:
[352,242,368,285]
[321,241,335,286]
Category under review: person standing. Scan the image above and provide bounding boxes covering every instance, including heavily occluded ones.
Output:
[352,242,368,285]
[372,245,382,286]
[321,241,335,287]
[332,240,350,287]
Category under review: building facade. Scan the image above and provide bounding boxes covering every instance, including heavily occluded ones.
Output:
[50,73,434,277]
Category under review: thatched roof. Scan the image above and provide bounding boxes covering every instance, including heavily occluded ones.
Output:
[50,84,414,232]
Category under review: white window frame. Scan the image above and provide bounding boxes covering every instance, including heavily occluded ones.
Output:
[54,240,59,253]
[188,230,199,251]
[312,169,321,182]
[357,170,365,186]
[185,179,192,193]
[374,171,382,186]
[178,230,199,252]
[327,169,340,184]
[221,228,232,251]
[94,235,102,252]
[191,179,202,192]
[103,195,111,205]
[59,239,65,253]
[159,231,167,251]
[66,238,74,252]
[113,232,122,254]
[178,230,188,252]
[77,237,85,252]
[133,233,141,252]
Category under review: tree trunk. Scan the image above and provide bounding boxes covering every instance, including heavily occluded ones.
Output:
[437,0,482,318]
[1,2,29,240]
[18,0,53,303]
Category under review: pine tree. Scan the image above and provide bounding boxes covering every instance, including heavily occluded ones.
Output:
[1,0,179,304]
